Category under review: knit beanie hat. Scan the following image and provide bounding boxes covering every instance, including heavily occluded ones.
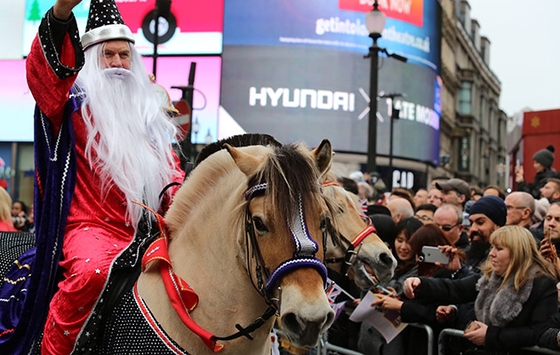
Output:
[468,195,507,227]
[533,145,555,168]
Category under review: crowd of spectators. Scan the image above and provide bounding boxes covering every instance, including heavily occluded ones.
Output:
[280,145,560,355]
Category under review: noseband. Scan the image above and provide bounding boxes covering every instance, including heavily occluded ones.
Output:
[322,181,377,271]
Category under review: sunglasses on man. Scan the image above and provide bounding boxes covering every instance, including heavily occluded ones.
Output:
[436,222,461,232]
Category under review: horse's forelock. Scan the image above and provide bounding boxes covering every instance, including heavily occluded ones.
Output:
[258,143,323,221]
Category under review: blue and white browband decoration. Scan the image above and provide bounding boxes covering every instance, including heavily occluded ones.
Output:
[264,195,327,292]
[245,183,267,201]
[290,195,319,258]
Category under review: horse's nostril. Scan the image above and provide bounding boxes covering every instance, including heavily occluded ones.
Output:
[282,313,302,334]
[379,252,394,266]
[324,310,335,329]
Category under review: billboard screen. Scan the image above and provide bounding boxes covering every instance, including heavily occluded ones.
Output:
[0,60,34,142]
[223,0,440,71]
[0,57,221,145]
[22,0,224,56]
[144,56,222,145]
[221,0,442,164]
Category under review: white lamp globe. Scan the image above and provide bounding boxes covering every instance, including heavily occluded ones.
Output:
[365,6,386,36]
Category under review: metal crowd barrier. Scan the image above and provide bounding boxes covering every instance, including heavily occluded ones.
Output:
[438,328,560,355]
[316,338,364,355]
[278,324,560,355]
[277,322,434,355]
[409,323,434,355]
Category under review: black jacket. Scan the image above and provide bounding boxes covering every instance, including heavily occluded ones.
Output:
[414,274,557,354]
[517,168,560,199]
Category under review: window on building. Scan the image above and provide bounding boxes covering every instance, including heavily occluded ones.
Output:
[479,95,484,120]
[459,81,472,115]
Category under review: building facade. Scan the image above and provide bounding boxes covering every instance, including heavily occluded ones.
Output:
[438,0,507,189]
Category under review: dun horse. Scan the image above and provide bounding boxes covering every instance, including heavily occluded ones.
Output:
[89,139,336,354]
[321,174,396,290]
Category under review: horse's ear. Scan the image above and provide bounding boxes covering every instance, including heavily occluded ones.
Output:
[312,139,333,175]
[224,143,266,177]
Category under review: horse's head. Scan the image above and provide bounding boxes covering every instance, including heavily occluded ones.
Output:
[225,139,335,349]
[321,174,396,290]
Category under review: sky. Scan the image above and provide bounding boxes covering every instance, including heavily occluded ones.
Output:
[467,0,560,116]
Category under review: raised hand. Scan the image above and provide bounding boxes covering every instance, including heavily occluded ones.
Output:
[514,165,524,183]
[436,245,461,271]
[53,0,83,21]
[403,277,421,299]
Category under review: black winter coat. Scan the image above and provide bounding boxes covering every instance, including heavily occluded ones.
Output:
[414,274,557,354]
[517,168,560,199]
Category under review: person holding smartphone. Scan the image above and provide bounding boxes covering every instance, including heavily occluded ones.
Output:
[368,224,473,355]
[404,226,557,354]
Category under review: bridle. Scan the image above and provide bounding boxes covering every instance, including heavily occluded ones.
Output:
[321,181,377,274]
[243,182,328,308]
[140,180,329,352]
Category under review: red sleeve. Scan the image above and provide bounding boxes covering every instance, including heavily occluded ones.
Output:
[27,35,78,131]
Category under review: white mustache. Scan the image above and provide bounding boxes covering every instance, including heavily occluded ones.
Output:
[103,67,132,79]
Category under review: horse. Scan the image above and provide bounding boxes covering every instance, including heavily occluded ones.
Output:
[82,138,337,354]
[321,174,396,290]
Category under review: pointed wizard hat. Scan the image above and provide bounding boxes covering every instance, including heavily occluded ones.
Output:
[81,0,135,50]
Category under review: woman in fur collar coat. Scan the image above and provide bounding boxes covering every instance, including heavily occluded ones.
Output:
[403,225,557,354]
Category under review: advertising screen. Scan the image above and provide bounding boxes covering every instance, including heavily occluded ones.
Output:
[224,0,440,71]
[221,0,442,164]
[0,60,35,142]
[144,56,222,145]
[22,0,224,56]
[0,57,221,145]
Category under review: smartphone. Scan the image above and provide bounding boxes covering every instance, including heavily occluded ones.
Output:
[373,285,392,295]
[419,246,449,264]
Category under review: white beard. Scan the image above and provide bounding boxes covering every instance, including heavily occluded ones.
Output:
[75,44,180,228]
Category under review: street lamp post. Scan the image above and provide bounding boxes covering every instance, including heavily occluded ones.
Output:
[171,62,197,167]
[365,1,407,177]
[380,93,403,190]
[365,1,386,174]
[151,0,172,78]
[192,116,200,153]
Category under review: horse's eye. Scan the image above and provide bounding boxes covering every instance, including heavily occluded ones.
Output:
[252,216,268,234]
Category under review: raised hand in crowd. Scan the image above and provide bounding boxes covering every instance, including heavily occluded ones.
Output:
[539,228,560,280]
[435,245,462,272]
[403,276,421,299]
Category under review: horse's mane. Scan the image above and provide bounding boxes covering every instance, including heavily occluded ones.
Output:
[194,133,282,167]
